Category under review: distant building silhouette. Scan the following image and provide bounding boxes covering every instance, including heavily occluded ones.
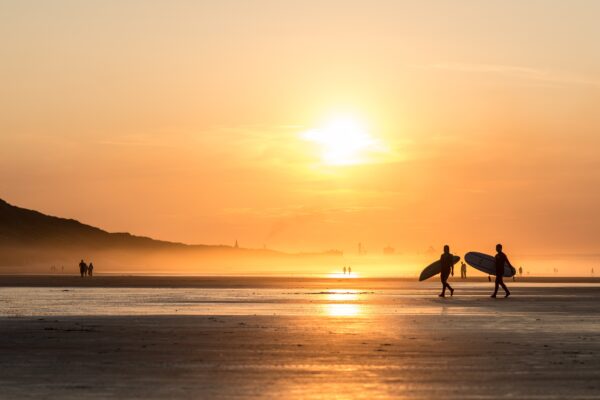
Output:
[383,245,395,255]
[358,242,366,255]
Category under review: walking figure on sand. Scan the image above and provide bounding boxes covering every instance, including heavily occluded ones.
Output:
[79,259,95,278]
[439,245,455,297]
[460,261,467,279]
[492,244,514,298]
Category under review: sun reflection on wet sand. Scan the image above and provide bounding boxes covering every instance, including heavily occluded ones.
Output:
[326,273,360,279]
[323,289,362,317]
[324,303,361,317]
[326,290,359,302]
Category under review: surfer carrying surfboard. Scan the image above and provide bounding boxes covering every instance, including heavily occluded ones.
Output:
[439,245,455,297]
[492,244,513,298]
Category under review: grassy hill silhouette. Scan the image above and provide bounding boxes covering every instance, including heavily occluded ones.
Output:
[0,198,185,249]
[0,198,341,273]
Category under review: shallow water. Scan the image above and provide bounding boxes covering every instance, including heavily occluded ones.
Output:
[2,281,599,319]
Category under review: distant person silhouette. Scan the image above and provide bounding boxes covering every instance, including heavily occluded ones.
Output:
[439,245,455,297]
[343,266,347,275]
[491,244,514,298]
[519,266,523,277]
[79,260,87,278]
[348,267,352,275]
[88,262,94,277]
[460,262,467,279]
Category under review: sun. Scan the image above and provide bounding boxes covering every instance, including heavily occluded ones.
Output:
[302,115,378,166]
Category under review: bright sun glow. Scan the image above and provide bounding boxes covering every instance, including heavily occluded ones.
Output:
[327,272,359,279]
[302,115,378,165]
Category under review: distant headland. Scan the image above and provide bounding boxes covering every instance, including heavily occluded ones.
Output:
[0,198,342,274]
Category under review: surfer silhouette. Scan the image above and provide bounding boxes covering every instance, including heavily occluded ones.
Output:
[439,245,455,297]
[491,244,514,298]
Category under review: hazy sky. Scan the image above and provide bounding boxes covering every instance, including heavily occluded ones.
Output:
[1,0,600,255]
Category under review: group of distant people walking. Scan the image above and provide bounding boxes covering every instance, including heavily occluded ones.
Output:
[79,260,94,277]
[439,243,514,298]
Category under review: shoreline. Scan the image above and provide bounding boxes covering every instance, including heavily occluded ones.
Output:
[1,274,599,289]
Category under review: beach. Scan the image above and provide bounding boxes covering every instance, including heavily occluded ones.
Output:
[1,276,599,399]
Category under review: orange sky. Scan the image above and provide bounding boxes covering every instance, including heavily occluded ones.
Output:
[1,1,600,258]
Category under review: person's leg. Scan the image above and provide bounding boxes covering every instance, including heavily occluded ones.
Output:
[447,282,454,296]
[500,279,510,297]
[492,276,500,297]
[440,280,447,297]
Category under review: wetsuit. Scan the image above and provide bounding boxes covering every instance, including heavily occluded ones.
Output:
[440,253,454,296]
[493,252,510,296]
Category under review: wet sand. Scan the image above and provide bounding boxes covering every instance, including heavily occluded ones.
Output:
[2,274,600,288]
[1,277,599,399]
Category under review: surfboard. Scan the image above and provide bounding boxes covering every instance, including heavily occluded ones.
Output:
[419,255,460,281]
[464,251,516,277]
